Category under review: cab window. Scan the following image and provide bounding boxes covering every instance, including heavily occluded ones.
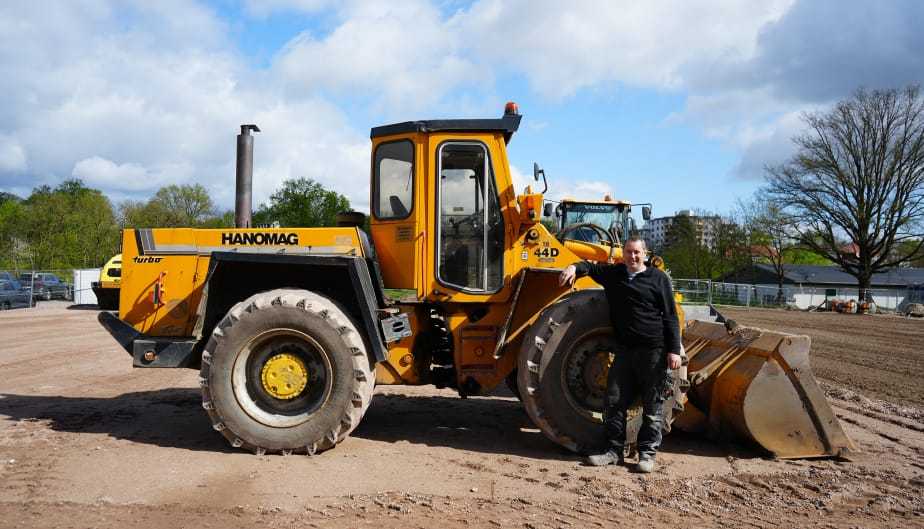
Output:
[373,140,414,219]
[437,142,504,292]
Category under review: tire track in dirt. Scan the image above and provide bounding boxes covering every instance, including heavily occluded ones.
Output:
[2,304,923,528]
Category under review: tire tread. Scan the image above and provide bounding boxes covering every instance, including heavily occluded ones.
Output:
[199,288,375,455]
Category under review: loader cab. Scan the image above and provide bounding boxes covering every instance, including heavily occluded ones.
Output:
[553,197,652,247]
[557,198,629,245]
[369,106,521,301]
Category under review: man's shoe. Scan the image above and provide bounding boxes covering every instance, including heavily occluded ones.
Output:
[584,451,624,467]
[635,457,656,473]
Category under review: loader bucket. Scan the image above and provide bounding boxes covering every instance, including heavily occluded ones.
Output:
[681,320,854,459]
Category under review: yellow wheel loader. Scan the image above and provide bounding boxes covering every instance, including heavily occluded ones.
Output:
[99,104,852,458]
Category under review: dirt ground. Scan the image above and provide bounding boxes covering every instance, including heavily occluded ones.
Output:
[0,303,922,528]
[722,306,924,408]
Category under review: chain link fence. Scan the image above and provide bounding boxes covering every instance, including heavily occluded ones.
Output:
[0,269,77,306]
[673,278,911,312]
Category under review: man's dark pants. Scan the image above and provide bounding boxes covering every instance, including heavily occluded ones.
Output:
[603,343,669,460]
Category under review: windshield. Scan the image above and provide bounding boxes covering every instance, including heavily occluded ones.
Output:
[561,203,628,243]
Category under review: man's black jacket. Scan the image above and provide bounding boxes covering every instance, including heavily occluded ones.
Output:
[573,261,681,354]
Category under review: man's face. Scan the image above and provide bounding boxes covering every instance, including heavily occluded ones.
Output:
[623,240,647,273]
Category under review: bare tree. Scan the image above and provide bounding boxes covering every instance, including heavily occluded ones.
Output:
[765,85,924,300]
[738,192,798,302]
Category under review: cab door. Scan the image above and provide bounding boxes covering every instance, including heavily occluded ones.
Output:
[433,140,505,296]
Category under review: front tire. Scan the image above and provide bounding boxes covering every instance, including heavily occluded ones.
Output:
[200,289,375,454]
[517,290,686,454]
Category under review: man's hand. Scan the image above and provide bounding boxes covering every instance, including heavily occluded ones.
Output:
[559,264,576,287]
[667,353,682,370]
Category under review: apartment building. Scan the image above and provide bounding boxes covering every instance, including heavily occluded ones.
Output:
[640,209,722,251]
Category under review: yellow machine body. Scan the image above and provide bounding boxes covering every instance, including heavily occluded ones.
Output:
[99,253,122,289]
[364,129,601,390]
[92,253,123,310]
[119,227,366,335]
[108,107,851,459]
[117,128,593,393]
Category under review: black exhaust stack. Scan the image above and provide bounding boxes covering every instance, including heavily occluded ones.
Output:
[235,124,260,228]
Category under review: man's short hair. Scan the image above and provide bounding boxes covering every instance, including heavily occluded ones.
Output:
[625,236,647,250]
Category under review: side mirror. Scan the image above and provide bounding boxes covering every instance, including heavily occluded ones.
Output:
[543,203,554,218]
[532,162,548,194]
[642,205,651,221]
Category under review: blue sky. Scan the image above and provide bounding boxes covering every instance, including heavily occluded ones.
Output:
[2,0,923,221]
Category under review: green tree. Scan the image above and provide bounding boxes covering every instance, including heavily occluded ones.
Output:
[199,210,235,228]
[0,195,27,269]
[20,179,119,269]
[765,85,924,300]
[660,211,745,280]
[254,177,350,227]
[787,248,832,265]
[711,218,750,279]
[0,191,21,205]
[662,214,711,279]
[540,217,558,234]
[120,184,216,228]
[892,238,924,267]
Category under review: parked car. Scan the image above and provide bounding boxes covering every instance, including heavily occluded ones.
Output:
[0,280,33,310]
[19,272,72,301]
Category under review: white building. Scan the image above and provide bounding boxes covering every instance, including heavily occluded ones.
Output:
[717,263,924,310]
[642,210,723,252]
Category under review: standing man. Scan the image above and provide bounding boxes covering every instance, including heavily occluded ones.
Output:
[559,236,681,473]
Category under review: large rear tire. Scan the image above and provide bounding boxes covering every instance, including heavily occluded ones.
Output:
[200,289,375,455]
[517,290,686,454]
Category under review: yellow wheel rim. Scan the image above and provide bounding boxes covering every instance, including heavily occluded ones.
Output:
[260,353,309,400]
[590,351,614,391]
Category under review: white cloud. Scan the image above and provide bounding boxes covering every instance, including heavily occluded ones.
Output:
[275,0,479,112]
[508,164,530,197]
[574,181,613,198]
[245,98,369,212]
[72,157,150,190]
[0,1,372,211]
[541,177,613,205]
[454,0,794,98]
[729,110,807,180]
[4,0,923,211]
[0,135,26,173]
[673,0,924,178]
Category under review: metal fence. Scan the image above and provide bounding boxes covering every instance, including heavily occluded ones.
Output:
[0,269,78,304]
[673,278,913,311]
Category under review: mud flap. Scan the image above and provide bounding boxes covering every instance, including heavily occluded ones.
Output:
[681,320,854,459]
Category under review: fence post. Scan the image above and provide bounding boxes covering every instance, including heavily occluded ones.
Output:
[746,286,751,307]
[707,279,712,306]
